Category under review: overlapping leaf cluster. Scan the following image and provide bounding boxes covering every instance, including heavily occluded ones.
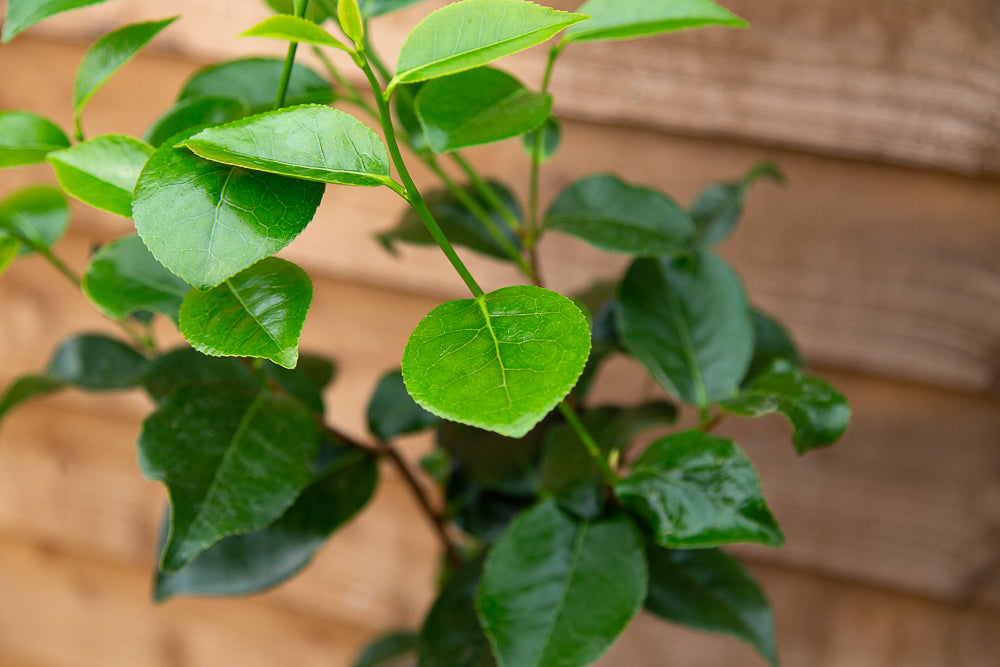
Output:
[0,1,850,665]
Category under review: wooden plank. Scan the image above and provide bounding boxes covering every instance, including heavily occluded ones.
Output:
[14,0,1000,175]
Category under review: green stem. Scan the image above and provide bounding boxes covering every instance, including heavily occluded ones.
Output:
[273,0,311,110]
[450,153,522,234]
[527,45,563,247]
[558,401,618,485]
[72,113,84,143]
[362,33,393,84]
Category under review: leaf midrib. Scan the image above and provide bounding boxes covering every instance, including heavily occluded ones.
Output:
[536,519,589,665]
[664,275,708,407]
[477,296,512,407]
[226,277,284,353]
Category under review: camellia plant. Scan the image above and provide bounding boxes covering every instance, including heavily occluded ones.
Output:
[0,0,851,665]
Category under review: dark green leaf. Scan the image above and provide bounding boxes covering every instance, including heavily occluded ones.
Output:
[617,252,753,407]
[521,115,561,164]
[143,97,248,148]
[82,234,191,322]
[178,58,334,115]
[360,0,425,18]
[0,186,69,255]
[402,285,591,438]
[419,558,495,667]
[573,291,620,402]
[264,353,336,415]
[645,545,778,666]
[141,348,256,404]
[0,375,67,424]
[615,430,783,548]
[73,17,178,116]
[692,161,785,246]
[46,333,149,389]
[132,135,325,290]
[744,307,803,385]
[47,134,154,217]
[178,257,313,369]
[0,110,71,167]
[240,14,350,51]
[565,0,746,44]
[721,359,850,454]
[545,174,695,256]
[477,500,646,667]
[355,631,418,667]
[391,0,587,87]
[415,67,551,154]
[184,105,392,187]
[367,370,439,441]
[379,180,522,261]
[2,0,112,42]
[139,383,320,572]
[155,445,376,599]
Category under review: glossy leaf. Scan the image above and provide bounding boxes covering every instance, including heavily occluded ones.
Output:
[178,58,334,115]
[240,15,350,51]
[355,631,418,667]
[139,384,320,572]
[142,347,256,404]
[617,252,753,406]
[2,0,111,42]
[645,546,777,666]
[521,115,561,164]
[402,285,591,438]
[392,0,587,87]
[82,234,191,322]
[692,161,785,246]
[361,0,425,18]
[721,359,850,453]
[744,307,803,385]
[184,105,391,187]
[615,431,783,548]
[143,97,248,148]
[132,136,325,290]
[179,257,313,369]
[367,369,439,441]
[415,67,551,154]
[0,186,69,255]
[477,500,647,667]
[0,110,71,167]
[419,559,495,667]
[73,17,177,116]
[379,180,522,260]
[565,0,746,44]
[155,445,377,599]
[47,135,154,217]
[545,174,695,256]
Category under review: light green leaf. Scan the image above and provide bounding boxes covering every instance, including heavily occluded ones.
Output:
[178,58,334,115]
[744,307,803,385]
[419,558,495,667]
[2,0,112,42]
[0,186,69,255]
[47,134,154,217]
[73,17,178,118]
[360,0,425,18]
[617,252,753,407]
[184,105,391,187]
[545,173,695,256]
[692,161,786,246]
[0,110,71,168]
[338,0,364,43]
[179,257,313,369]
[143,97,248,148]
[521,115,561,164]
[265,0,335,24]
[139,383,320,573]
[477,499,647,667]
[239,14,350,51]
[402,285,591,438]
[615,430,784,548]
[415,67,551,154]
[367,369,439,441]
[392,0,587,87]
[155,445,377,599]
[355,631,418,667]
[132,136,325,290]
[721,359,850,454]
[565,0,746,43]
[82,234,191,322]
[0,238,19,274]
[645,546,778,666]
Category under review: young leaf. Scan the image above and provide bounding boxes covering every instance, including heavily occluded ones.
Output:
[391,0,587,87]
[265,0,336,24]
[0,110,71,168]
[183,105,392,187]
[615,431,784,548]
[132,136,325,290]
[564,0,746,44]
[721,359,851,454]
[338,0,365,43]
[744,307,803,385]
[645,546,778,667]
[401,285,591,438]
[521,115,561,164]
[545,174,695,256]
[367,369,439,441]
[692,161,786,246]
[178,257,313,369]
[415,67,552,154]
[73,18,178,118]
[617,252,753,407]
[419,559,496,667]
[0,238,19,275]
[178,58,334,115]
[379,180,522,261]
[239,14,350,51]
[82,234,191,322]
[2,0,112,42]
[139,383,320,573]
[360,0,425,18]
[0,186,69,255]
[354,631,418,667]
[155,446,377,600]
[47,135,154,217]
[477,500,647,667]
[143,97,248,148]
